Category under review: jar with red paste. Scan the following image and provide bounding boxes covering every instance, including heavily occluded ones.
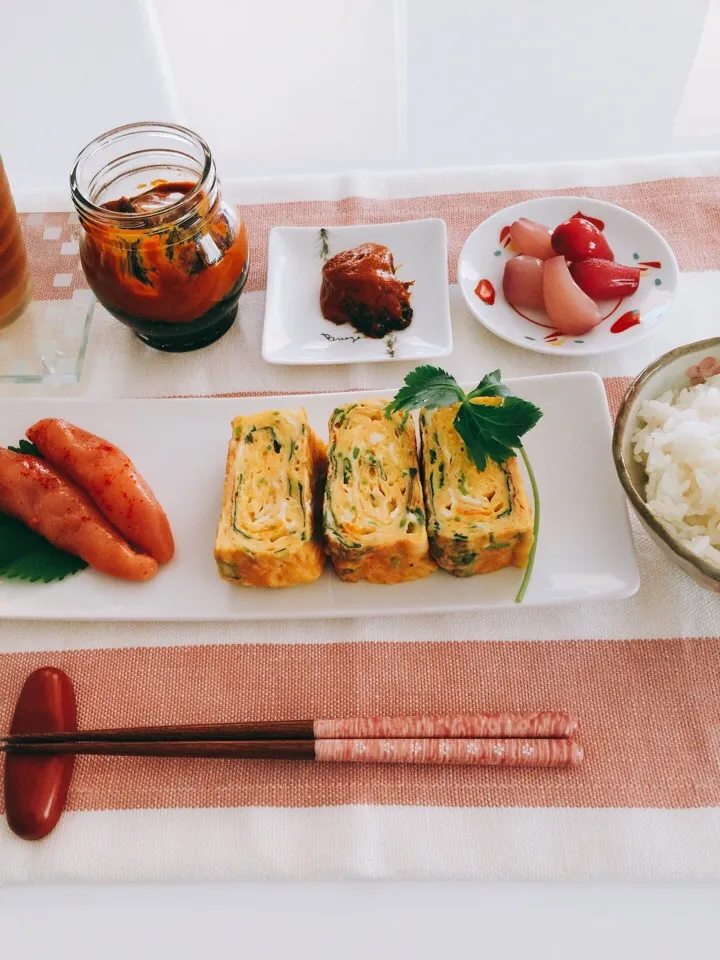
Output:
[70,122,249,352]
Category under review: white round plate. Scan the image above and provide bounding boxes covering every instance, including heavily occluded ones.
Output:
[458,196,679,356]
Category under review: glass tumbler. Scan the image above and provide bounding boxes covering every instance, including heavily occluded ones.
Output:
[0,158,32,330]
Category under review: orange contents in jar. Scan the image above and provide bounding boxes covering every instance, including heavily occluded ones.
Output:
[79,180,248,325]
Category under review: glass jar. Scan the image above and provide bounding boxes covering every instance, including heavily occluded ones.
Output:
[70,122,249,352]
[0,157,32,330]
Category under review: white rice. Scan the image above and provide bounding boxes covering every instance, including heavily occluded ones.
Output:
[632,374,720,566]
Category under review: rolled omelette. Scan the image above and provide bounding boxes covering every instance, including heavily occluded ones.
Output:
[214,408,326,587]
[323,399,436,584]
[419,399,533,577]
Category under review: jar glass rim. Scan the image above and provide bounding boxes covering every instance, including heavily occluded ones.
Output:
[69,121,215,227]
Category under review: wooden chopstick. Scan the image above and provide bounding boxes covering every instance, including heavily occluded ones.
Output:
[1,737,583,767]
[0,711,578,747]
[1,720,314,746]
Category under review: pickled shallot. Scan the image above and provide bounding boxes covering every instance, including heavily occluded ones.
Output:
[543,256,602,336]
[509,218,554,260]
[502,256,545,310]
[489,207,647,338]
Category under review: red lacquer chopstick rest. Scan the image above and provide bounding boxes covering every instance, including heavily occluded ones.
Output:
[4,666,77,840]
[3,667,583,842]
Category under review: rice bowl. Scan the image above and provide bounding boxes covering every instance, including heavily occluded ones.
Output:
[613,337,720,593]
[632,376,720,567]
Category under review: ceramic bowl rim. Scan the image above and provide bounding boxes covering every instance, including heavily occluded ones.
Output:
[612,335,720,584]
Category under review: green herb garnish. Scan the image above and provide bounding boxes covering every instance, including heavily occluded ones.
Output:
[457,551,477,566]
[264,425,282,454]
[386,366,542,603]
[318,228,330,260]
[8,439,41,456]
[125,239,153,286]
[0,513,87,583]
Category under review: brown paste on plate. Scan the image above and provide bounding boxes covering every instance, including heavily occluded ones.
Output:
[320,242,413,339]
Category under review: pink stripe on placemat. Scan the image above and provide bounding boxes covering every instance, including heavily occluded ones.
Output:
[1,636,719,813]
[19,177,719,302]
[240,177,720,292]
[604,376,633,418]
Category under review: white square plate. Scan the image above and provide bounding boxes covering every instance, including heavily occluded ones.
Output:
[262,219,453,364]
[0,371,638,621]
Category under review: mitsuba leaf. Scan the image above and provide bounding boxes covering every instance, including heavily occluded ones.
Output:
[387,365,542,469]
[453,404,487,471]
[385,366,464,416]
[467,369,513,400]
[454,404,515,471]
[469,395,543,440]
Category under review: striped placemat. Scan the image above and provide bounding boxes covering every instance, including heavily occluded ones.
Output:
[1,630,717,813]
[2,154,720,883]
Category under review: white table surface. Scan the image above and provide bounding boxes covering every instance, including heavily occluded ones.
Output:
[3,0,720,956]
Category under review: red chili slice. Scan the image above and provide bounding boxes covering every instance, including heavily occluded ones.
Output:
[571,210,605,231]
[475,279,496,305]
[610,310,641,333]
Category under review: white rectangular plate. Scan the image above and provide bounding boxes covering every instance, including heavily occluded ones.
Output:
[262,219,453,364]
[0,372,638,620]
